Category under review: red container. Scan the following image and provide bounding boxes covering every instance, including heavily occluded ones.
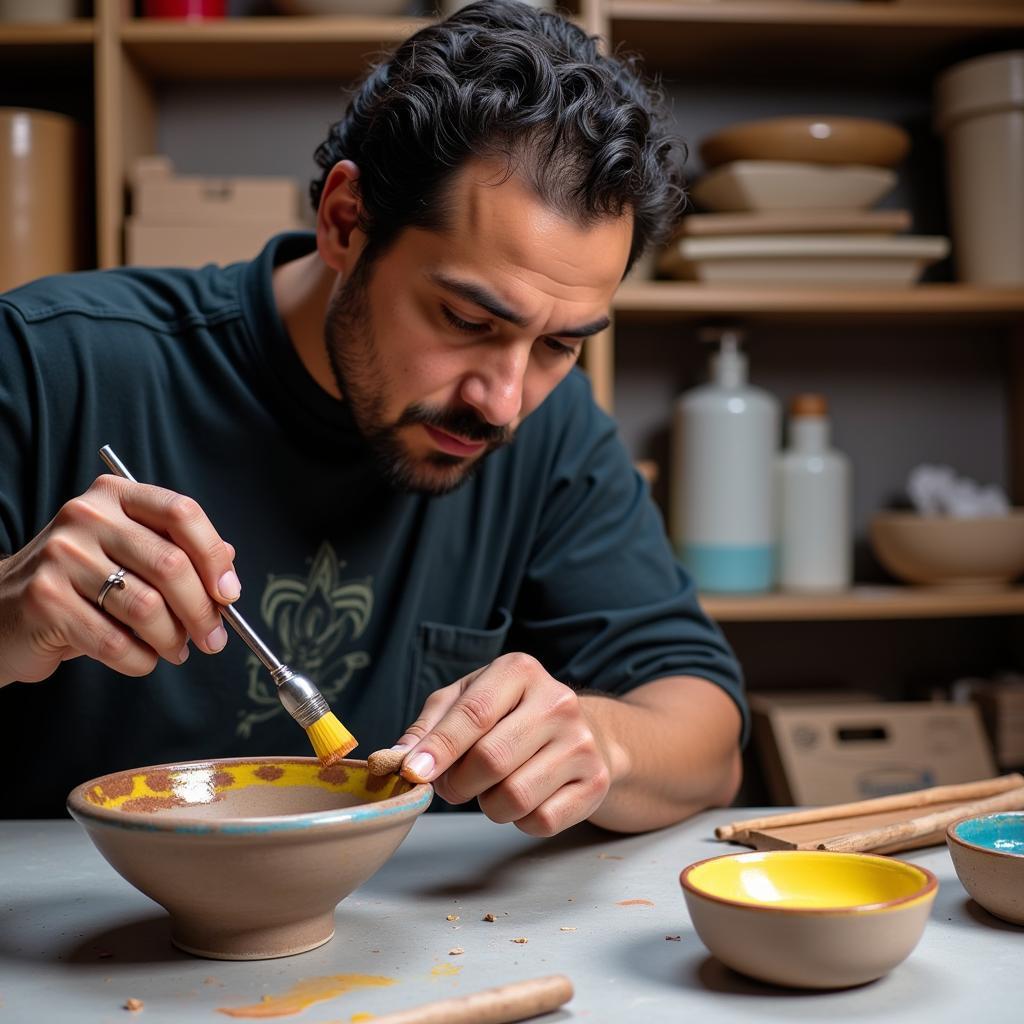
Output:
[143,0,227,18]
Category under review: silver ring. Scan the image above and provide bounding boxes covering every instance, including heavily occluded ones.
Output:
[97,567,127,610]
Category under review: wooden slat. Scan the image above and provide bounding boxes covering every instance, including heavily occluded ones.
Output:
[700,585,1024,622]
[613,282,1024,323]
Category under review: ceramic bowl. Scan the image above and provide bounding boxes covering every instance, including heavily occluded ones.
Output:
[689,160,897,213]
[947,812,1024,925]
[680,850,937,988]
[700,116,910,169]
[870,510,1024,587]
[67,757,432,960]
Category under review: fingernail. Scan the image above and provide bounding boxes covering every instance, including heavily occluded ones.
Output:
[177,644,190,664]
[404,751,435,782]
[218,570,241,602]
[206,625,228,652]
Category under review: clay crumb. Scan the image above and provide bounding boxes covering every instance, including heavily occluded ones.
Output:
[511,937,528,944]
[446,914,459,922]
[448,947,465,955]
[124,998,144,1012]
[367,748,405,776]
[482,913,497,922]
[559,927,577,932]
[665,935,682,941]
[597,853,624,860]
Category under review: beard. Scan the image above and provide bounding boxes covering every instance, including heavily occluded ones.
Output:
[324,258,512,496]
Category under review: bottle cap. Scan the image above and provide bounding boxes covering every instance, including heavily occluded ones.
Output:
[790,393,828,417]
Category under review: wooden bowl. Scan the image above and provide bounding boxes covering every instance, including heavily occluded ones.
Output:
[947,812,1024,925]
[869,511,1024,587]
[680,850,937,988]
[700,116,911,169]
[68,757,432,960]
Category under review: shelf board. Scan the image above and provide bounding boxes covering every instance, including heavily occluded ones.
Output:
[609,1,1024,82]
[121,16,431,80]
[613,282,1024,324]
[701,584,1024,622]
[0,20,94,45]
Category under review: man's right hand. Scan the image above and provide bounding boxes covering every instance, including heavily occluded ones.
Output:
[0,474,239,686]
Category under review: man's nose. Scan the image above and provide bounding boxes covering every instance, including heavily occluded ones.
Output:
[459,344,529,427]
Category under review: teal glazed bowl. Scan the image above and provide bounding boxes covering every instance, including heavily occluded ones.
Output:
[947,812,1024,925]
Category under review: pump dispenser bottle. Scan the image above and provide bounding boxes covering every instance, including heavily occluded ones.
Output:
[671,327,780,593]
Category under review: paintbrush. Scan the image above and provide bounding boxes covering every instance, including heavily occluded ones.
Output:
[98,445,357,766]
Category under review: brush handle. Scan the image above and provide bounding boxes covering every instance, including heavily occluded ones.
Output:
[98,444,284,675]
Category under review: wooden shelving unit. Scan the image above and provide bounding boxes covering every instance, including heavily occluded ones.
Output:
[702,585,1024,623]
[3,0,1021,634]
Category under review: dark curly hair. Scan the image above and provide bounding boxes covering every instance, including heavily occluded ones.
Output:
[310,0,685,273]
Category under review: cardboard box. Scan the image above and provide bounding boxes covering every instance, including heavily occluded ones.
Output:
[131,155,300,225]
[126,220,304,268]
[751,695,996,805]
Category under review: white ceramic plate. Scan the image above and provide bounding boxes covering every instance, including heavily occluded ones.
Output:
[690,161,898,213]
[659,234,950,287]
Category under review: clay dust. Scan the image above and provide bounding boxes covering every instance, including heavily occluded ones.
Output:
[217,975,394,1018]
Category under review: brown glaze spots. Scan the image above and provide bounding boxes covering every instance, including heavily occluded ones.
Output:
[252,766,284,783]
[98,776,134,800]
[122,795,187,814]
[213,770,237,788]
[145,770,175,793]
[317,766,349,786]
[363,772,391,794]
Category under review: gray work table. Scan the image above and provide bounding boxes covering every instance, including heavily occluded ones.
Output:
[0,811,1021,1023]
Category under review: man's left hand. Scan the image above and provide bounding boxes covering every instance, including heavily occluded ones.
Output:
[390,653,617,836]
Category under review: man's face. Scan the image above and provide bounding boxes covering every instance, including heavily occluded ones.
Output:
[325,159,633,495]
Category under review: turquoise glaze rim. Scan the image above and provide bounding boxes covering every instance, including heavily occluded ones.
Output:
[66,757,433,836]
[947,812,1024,858]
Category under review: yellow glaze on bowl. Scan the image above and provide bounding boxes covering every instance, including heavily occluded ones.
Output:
[686,850,933,912]
[680,850,938,988]
[82,759,408,818]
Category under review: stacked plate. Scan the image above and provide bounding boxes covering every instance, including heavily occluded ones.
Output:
[659,116,949,286]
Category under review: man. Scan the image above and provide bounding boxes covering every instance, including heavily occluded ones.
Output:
[0,1,746,834]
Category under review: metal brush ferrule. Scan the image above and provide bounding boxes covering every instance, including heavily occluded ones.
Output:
[272,667,330,728]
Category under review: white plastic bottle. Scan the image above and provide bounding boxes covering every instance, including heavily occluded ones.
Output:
[776,393,852,592]
[670,329,780,593]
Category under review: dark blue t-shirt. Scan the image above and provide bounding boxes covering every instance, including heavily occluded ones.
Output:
[0,232,746,817]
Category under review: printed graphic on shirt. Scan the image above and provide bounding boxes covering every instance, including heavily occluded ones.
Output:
[236,542,373,738]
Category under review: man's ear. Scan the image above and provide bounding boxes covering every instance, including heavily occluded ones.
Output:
[315,159,366,274]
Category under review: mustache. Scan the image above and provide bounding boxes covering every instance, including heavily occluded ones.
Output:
[397,403,511,445]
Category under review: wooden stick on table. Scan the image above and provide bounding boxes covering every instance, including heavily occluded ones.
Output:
[715,774,1024,841]
[814,785,1024,853]
[360,975,573,1024]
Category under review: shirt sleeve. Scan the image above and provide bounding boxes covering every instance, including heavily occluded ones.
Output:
[0,300,37,556]
[510,372,749,745]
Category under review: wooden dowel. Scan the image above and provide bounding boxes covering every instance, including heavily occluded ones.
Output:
[715,773,1024,840]
[367,748,406,776]
[359,975,573,1024]
[815,786,1024,853]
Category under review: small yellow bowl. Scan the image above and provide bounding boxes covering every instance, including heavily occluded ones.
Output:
[680,850,938,988]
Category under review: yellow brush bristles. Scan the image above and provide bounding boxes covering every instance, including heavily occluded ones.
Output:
[306,712,358,766]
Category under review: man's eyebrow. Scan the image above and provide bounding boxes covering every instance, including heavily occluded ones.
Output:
[429,272,610,339]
